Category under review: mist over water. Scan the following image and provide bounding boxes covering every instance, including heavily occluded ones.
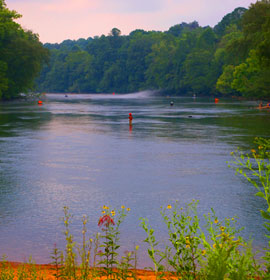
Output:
[0,92,269,266]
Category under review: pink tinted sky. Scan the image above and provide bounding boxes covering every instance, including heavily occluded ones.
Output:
[6,0,256,43]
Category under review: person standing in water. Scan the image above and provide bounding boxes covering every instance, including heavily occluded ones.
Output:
[129,113,133,126]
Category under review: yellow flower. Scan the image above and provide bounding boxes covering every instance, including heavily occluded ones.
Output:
[103,205,109,210]
[220,226,225,232]
[201,250,206,255]
[258,145,263,150]
[167,204,172,209]
[126,208,131,211]
[214,219,219,224]
[111,210,115,216]
[102,211,106,214]
[186,244,190,248]
[213,244,216,249]
[251,149,256,153]
[230,151,234,156]
[121,205,125,209]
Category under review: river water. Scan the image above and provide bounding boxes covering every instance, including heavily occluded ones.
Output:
[0,91,269,265]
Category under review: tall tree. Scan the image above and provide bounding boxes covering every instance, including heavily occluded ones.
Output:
[0,0,49,100]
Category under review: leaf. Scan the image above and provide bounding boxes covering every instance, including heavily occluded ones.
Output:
[260,210,270,220]
[255,192,265,198]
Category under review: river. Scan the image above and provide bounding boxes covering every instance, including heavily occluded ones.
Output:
[0,91,269,266]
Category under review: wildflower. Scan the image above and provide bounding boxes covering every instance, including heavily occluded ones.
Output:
[102,205,109,210]
[186,244,190,248]
[258,145,263,150]
[102,211,106,214]
[231,218,234,221]
[111,210,116,216]
[201,250,206,255]
[251,149,256,153]
[230,151,234,156]
[220,226,225,232]
[167,204,172,209]
[135,245,139,250]
[214,219,219,224]
[121,205,125,209]
[213,244,216,249]
[90,239,93,243]
[126,208,131,211]
[98,215,115,227]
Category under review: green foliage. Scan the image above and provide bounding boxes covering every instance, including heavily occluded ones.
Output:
[140,201,262,279]
[34,0,270,98]
[216,65,236,95]
[213,7,247,37]
[229,137,270,275]
[0,0,49,100]
[200,211,260,280]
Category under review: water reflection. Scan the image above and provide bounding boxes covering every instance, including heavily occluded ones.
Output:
[0,93,269,265]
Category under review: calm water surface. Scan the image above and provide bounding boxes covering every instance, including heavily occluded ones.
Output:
[0,91,269,265]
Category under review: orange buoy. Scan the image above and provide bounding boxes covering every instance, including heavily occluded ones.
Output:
[38,100,43,105]
[214,98,219,103]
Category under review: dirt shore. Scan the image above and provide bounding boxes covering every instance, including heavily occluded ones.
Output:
[0,262,170,279]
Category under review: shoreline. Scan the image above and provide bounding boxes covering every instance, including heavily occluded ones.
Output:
[0,261,164,280]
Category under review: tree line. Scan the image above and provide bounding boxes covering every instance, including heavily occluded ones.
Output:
[1,0,269,100]
[0,0,49,100]
[36,0,270,98]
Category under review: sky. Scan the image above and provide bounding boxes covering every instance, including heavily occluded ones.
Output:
[6,0,256,44]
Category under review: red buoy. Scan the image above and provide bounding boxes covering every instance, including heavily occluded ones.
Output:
[214,98,219,103]
[129,113,133,125]
[38,100,43,105]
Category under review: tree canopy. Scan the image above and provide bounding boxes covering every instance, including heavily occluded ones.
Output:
[0,0,49,100]
[35,1,270,99]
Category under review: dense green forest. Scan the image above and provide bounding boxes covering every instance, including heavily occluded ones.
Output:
[36,0,270,98]
[0,0,49,100]
[1,0,270,99]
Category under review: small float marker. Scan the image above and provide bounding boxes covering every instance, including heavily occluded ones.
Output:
[214,98,219,103]
[129,113,133,126]
[38,100,43,105]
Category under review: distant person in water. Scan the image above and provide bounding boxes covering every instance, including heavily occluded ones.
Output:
[129,113,133,125]
[170,101,174,106]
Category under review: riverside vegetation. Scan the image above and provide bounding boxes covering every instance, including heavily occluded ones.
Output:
[0,137,270,279]
[36,0,270,99]
[1,0,270,100]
